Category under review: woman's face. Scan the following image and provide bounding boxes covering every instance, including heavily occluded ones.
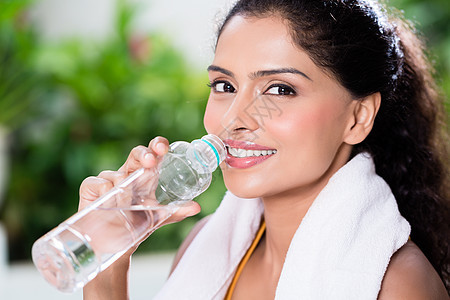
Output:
[204,16,358,199]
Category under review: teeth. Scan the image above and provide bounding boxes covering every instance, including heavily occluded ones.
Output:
[227,147,277,158]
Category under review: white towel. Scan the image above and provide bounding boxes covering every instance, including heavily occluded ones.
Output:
[154,153,411,299]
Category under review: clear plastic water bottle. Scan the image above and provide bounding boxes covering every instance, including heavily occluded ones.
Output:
[31,134,226,293]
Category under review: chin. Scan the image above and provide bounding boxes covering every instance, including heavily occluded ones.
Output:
[223,179,266,199]
[228,189,262,199]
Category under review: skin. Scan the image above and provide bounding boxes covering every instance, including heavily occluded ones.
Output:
[80,14,448,300]
[204,15,368,299]
[193,15,447,299]
[80,137,201,300]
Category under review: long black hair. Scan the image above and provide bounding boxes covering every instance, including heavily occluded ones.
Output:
[217,0,449,290]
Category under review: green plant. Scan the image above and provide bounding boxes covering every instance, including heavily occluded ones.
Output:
[1,0,448,262]
[390,0,450,114]
[1,0,225,261]
[0,0,44,131]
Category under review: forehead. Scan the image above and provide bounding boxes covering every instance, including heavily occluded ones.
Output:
[214,15,318,78]
[218,15,291,46]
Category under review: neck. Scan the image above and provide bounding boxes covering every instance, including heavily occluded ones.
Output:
[259,145,352,267]
[260,181,323,267]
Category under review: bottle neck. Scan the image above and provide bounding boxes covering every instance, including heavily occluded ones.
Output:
[189,134,226,173]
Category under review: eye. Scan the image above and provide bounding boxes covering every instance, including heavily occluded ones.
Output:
[208,81,236,93]
[264,84,296,96]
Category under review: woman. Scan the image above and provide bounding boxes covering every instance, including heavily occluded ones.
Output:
[81,0,449,298]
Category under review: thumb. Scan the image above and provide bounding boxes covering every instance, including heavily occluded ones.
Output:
[181,201,202,217]
[169,201,202,224]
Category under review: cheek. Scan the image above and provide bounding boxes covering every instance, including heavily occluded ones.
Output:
[203,97,220,133]
[268,101,350,174]
[270,101,341,143]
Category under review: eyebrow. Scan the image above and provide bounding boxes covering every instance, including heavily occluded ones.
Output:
[207,65,234,77]
[251,68,312,81]
[207,65,312,81]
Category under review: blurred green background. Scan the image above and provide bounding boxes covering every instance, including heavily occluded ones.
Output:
[0,0,448,262]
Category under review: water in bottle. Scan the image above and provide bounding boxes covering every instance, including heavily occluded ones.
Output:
[31,134,226,293]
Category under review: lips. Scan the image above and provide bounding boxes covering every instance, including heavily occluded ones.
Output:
[223,139,277,169]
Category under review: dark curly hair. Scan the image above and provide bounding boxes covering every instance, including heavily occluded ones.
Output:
[217,0,449,291]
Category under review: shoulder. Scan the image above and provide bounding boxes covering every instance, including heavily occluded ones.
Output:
[378,240,449,299]
[169,214,212,274]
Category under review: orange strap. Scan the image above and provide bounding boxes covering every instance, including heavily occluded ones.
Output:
[225,220,266,300]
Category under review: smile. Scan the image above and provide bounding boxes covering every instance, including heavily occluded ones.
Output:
[227,147,277,158]
[223,139,277,169]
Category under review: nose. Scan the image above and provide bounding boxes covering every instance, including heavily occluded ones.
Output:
[220,91,260,139]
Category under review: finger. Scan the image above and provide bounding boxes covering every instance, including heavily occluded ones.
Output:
[97,170,128,186]
[79,176,114,210]
[98,170,142,209]
[141,137,170,169]
[119,145,151,174]
[167,201,202,224]
[133,201,202,247]
[79,170,129,209]
[148,136,170,156]
[120,137,170,174]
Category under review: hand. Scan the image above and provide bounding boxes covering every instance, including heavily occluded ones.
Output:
[80,136,201,299]
[79,136,201,223]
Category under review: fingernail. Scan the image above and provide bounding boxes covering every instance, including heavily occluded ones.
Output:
[155,142,166,154]
[144,153,155,162]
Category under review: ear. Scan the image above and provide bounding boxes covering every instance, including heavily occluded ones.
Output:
[344,92,381,145]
